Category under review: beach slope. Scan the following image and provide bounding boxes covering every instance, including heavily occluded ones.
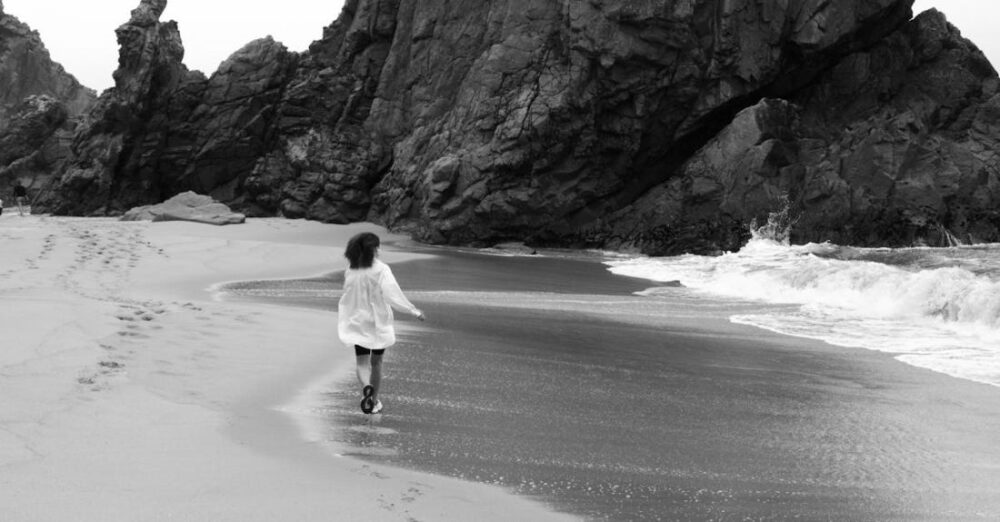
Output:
[0,216,572,521]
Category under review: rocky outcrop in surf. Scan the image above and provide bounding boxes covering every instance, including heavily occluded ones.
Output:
[31,0,1000,252]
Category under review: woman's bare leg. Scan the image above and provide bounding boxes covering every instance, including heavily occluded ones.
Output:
[355,354,371,387]
[370,351,384,400]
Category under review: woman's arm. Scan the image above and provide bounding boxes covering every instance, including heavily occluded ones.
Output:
[380,266,424,319]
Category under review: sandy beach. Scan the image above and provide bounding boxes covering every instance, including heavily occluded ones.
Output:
[4,214,1000,521]
[225,242,1000,520]
[0,215,572,521]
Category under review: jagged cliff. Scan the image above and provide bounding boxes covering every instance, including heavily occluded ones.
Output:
[0,1,94,122]
[0,0,96,195]
[601,9,1000,252]
[36,0,1000,252]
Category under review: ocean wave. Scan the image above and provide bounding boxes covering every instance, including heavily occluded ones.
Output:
[607,239,1000,330]
[605,238,1000,387]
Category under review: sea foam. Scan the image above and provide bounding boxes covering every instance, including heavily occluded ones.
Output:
[606,230,1000,388]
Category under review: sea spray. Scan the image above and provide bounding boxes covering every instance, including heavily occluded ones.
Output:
[606,212,1000,387]
[748,204,797,246]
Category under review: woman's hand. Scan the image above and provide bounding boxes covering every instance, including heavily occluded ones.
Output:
[415,310,426,321]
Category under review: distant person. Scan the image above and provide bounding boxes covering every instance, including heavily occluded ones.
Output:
[338,232,425,414]
[13,182,27,216]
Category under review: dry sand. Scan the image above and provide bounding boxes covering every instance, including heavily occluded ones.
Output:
[0,215,574,521]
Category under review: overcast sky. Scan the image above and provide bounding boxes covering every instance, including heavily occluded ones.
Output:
[3,1,997,92]
[4,0,346,91]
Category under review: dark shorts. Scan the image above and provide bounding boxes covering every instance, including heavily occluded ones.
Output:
[354,345,385,356]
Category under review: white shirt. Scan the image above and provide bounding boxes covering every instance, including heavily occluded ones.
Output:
[337,259,420,349]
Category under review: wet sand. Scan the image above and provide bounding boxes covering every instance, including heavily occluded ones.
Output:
[227,247,1000,520]
[0,217,571,521]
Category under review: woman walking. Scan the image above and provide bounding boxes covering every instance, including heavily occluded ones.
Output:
[338,232,425,414]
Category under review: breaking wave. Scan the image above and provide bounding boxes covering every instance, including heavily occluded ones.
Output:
[606,214,1000,387]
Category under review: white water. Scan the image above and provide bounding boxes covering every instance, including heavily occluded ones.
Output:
[606,230,1000,388]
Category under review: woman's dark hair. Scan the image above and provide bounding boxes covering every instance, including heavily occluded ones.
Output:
[345,232,380,269]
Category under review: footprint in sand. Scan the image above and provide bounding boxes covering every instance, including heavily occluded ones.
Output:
[85,299,174,390]
[117,330,150,339]
[78,358,128,392]
[400,486,423,503]
[34,234,57,263]
[110,301,170,343]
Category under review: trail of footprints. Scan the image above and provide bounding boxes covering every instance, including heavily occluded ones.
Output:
[45,220,186,391]
[57,221,167,300]
[0,229,56,281]
[362,462,427,520]
[77,300,169,391]
[3,218,258,395]
[78,298,263,393]
[4,219,164,292]
[24,233,56,270]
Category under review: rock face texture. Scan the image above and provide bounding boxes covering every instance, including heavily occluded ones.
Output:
[602,9,1000,252]
[52,0,199,215]
[48,0,299,216]
[120,191,245,225]
[0,95,74,187]
[0,2,95,201]
[36,0,1000,252]
[0,3,94,122]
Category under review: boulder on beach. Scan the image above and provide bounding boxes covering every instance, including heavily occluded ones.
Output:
[120,191,245,225]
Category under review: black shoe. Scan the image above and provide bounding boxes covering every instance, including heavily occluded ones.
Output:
[360,385,375,414]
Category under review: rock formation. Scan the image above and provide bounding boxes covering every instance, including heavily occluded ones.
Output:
[50,0,196,215]
[0,95,66,165]
[0,95,74,191]
[0,1,95,202]
[48,0,299,216]
[120,191,245,225]
[601,9,1000,253]
[0,3,94,122]
[36,0,1000,253]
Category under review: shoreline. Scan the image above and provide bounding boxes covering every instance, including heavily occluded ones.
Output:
[223,245,1000,520]
[0,216,574,521]
[5,214,999,520]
